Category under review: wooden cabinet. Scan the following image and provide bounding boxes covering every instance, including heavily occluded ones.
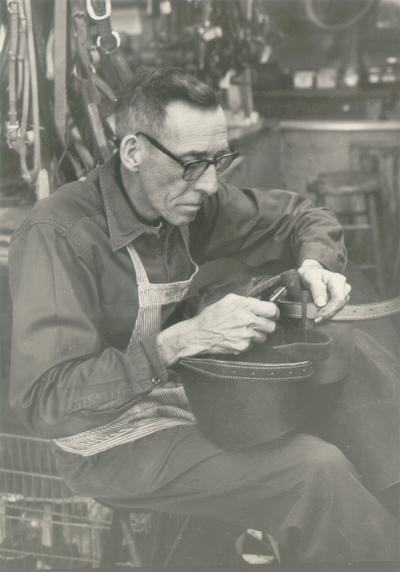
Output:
[277,121,400,195]
[254,89,393,121]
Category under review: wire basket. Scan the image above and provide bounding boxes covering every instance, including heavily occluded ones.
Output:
[0,432,112,570]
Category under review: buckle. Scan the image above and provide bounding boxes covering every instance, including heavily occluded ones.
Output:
[86,0,111,21]
[96,30,121,54]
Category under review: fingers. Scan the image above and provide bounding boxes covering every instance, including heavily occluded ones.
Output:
[298,265,352,323]
[314,299,343,322]
[200,294,279,355]
[229,328,268,355]
[307,279,328,308]
[250,315,277,334]
[252,330,269,344]
[240,295,280,319]
[298,263,326,307]
[313,272,351,323]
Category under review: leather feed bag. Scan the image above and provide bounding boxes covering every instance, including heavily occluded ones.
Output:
[177,268,399,451]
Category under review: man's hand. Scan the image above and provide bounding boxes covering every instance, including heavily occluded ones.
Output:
[298,259,351,323]
[157,294,279,366]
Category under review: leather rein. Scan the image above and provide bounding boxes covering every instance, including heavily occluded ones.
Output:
[245,270,400,322]
[279,297,400,322]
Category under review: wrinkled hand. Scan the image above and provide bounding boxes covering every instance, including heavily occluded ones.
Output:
[188,293,279,355]
[298,260,351,323]
[158,293,280,366]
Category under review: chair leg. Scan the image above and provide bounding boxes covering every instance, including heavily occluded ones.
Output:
[103,510,192,568]
[393,244,400,294]
[163,515,191,566]
[149,511,170,566]
[366,193,386,295]
[119,512,143,567]
[99,511,123,567]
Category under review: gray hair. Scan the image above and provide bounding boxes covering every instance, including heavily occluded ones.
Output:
[115,67,219,139]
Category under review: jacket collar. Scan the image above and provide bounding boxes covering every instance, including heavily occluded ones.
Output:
[97,153,165,252]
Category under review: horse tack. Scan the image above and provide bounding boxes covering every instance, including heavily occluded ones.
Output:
[3,0,132,191]
[279,297,400,321]
[6,0,42,187]
[179,268,400,450]
[179,271,329,449]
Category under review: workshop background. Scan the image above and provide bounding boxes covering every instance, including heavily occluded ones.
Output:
[0,0,400,569]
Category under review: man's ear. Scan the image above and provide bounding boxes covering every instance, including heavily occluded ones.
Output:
[119,135,141,172]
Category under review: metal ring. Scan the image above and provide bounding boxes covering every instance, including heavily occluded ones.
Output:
[96,30,121,54]
[86,0,111,21]
[72,62,96,80]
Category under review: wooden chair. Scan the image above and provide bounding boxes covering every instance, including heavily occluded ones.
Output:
[99,506,191,567]
[308,170,386,295]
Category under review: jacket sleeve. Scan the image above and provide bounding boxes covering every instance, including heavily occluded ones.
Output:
[8,223,167,439]
[190,184,347,272]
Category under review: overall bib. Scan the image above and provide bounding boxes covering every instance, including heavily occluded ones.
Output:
[54,227,198,456]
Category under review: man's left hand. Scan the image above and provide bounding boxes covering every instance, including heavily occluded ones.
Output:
[298,260,351,323]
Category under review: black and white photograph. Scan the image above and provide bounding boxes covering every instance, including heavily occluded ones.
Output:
[0,0,400,570]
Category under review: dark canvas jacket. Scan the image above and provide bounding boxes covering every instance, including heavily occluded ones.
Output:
[8,154,346,439]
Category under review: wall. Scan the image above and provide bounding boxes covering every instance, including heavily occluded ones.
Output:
[277,121,400,194]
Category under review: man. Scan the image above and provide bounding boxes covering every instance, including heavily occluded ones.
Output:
[8,68,400,562]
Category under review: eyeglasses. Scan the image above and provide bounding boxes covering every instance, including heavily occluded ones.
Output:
[136,131,239,181]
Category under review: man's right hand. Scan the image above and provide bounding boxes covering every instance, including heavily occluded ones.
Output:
[157,294,279,366]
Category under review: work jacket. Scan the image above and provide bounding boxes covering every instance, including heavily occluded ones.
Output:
[8,154,346,439]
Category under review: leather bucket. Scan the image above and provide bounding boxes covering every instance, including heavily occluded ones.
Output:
[179,327,331,449]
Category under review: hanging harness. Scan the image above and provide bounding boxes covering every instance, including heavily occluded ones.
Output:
[3,0,132,193]
[178,267,400,450]
[6,0,43,193]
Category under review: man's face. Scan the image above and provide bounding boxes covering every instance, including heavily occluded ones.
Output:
[137,101,229,226]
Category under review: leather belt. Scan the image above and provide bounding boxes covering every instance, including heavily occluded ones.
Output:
[180,356,314,382]
[279,297,400,321]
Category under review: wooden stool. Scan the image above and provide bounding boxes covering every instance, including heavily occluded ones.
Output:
[350,140,400,292]
[394,244,400,295]
[99,505,191,567]
[308,170,386,295]
[349,140,399,205]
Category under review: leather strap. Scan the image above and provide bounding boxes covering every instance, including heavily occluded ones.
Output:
[23,0,42,183]
[54,0,68,143]
[87,0,133,89]
[72,0,111,162]
[180,356,314,381]
[279,296,400,321]
[6,0,19,149]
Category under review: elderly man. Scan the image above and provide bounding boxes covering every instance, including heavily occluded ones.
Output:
[8,68,399,562]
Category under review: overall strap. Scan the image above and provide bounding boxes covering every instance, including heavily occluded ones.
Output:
[126,243,150,285]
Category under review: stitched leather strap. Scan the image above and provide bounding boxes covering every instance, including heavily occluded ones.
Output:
[6,0,19,148]
[180,356,314,381]
[72,0,112,163]
[24,0,42,183]
[54,0,68,143]
[279,297,400,321]
[87,0,133,89]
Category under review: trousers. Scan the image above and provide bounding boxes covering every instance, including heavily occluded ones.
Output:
[54,425,400,563]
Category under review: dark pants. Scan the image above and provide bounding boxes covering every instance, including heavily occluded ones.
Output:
[54,426,400,563]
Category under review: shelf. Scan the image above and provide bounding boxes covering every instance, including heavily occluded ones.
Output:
[254,87,394,98]
[277,120,400,131]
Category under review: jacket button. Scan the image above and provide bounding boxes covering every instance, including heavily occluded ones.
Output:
[152,376,161,386]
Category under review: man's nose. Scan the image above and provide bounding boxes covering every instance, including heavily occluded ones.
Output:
[193,164,218,196]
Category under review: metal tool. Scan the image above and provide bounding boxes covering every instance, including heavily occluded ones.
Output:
[267,285,287,303]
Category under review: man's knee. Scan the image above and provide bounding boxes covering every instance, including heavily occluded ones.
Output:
[299,436,356,484]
